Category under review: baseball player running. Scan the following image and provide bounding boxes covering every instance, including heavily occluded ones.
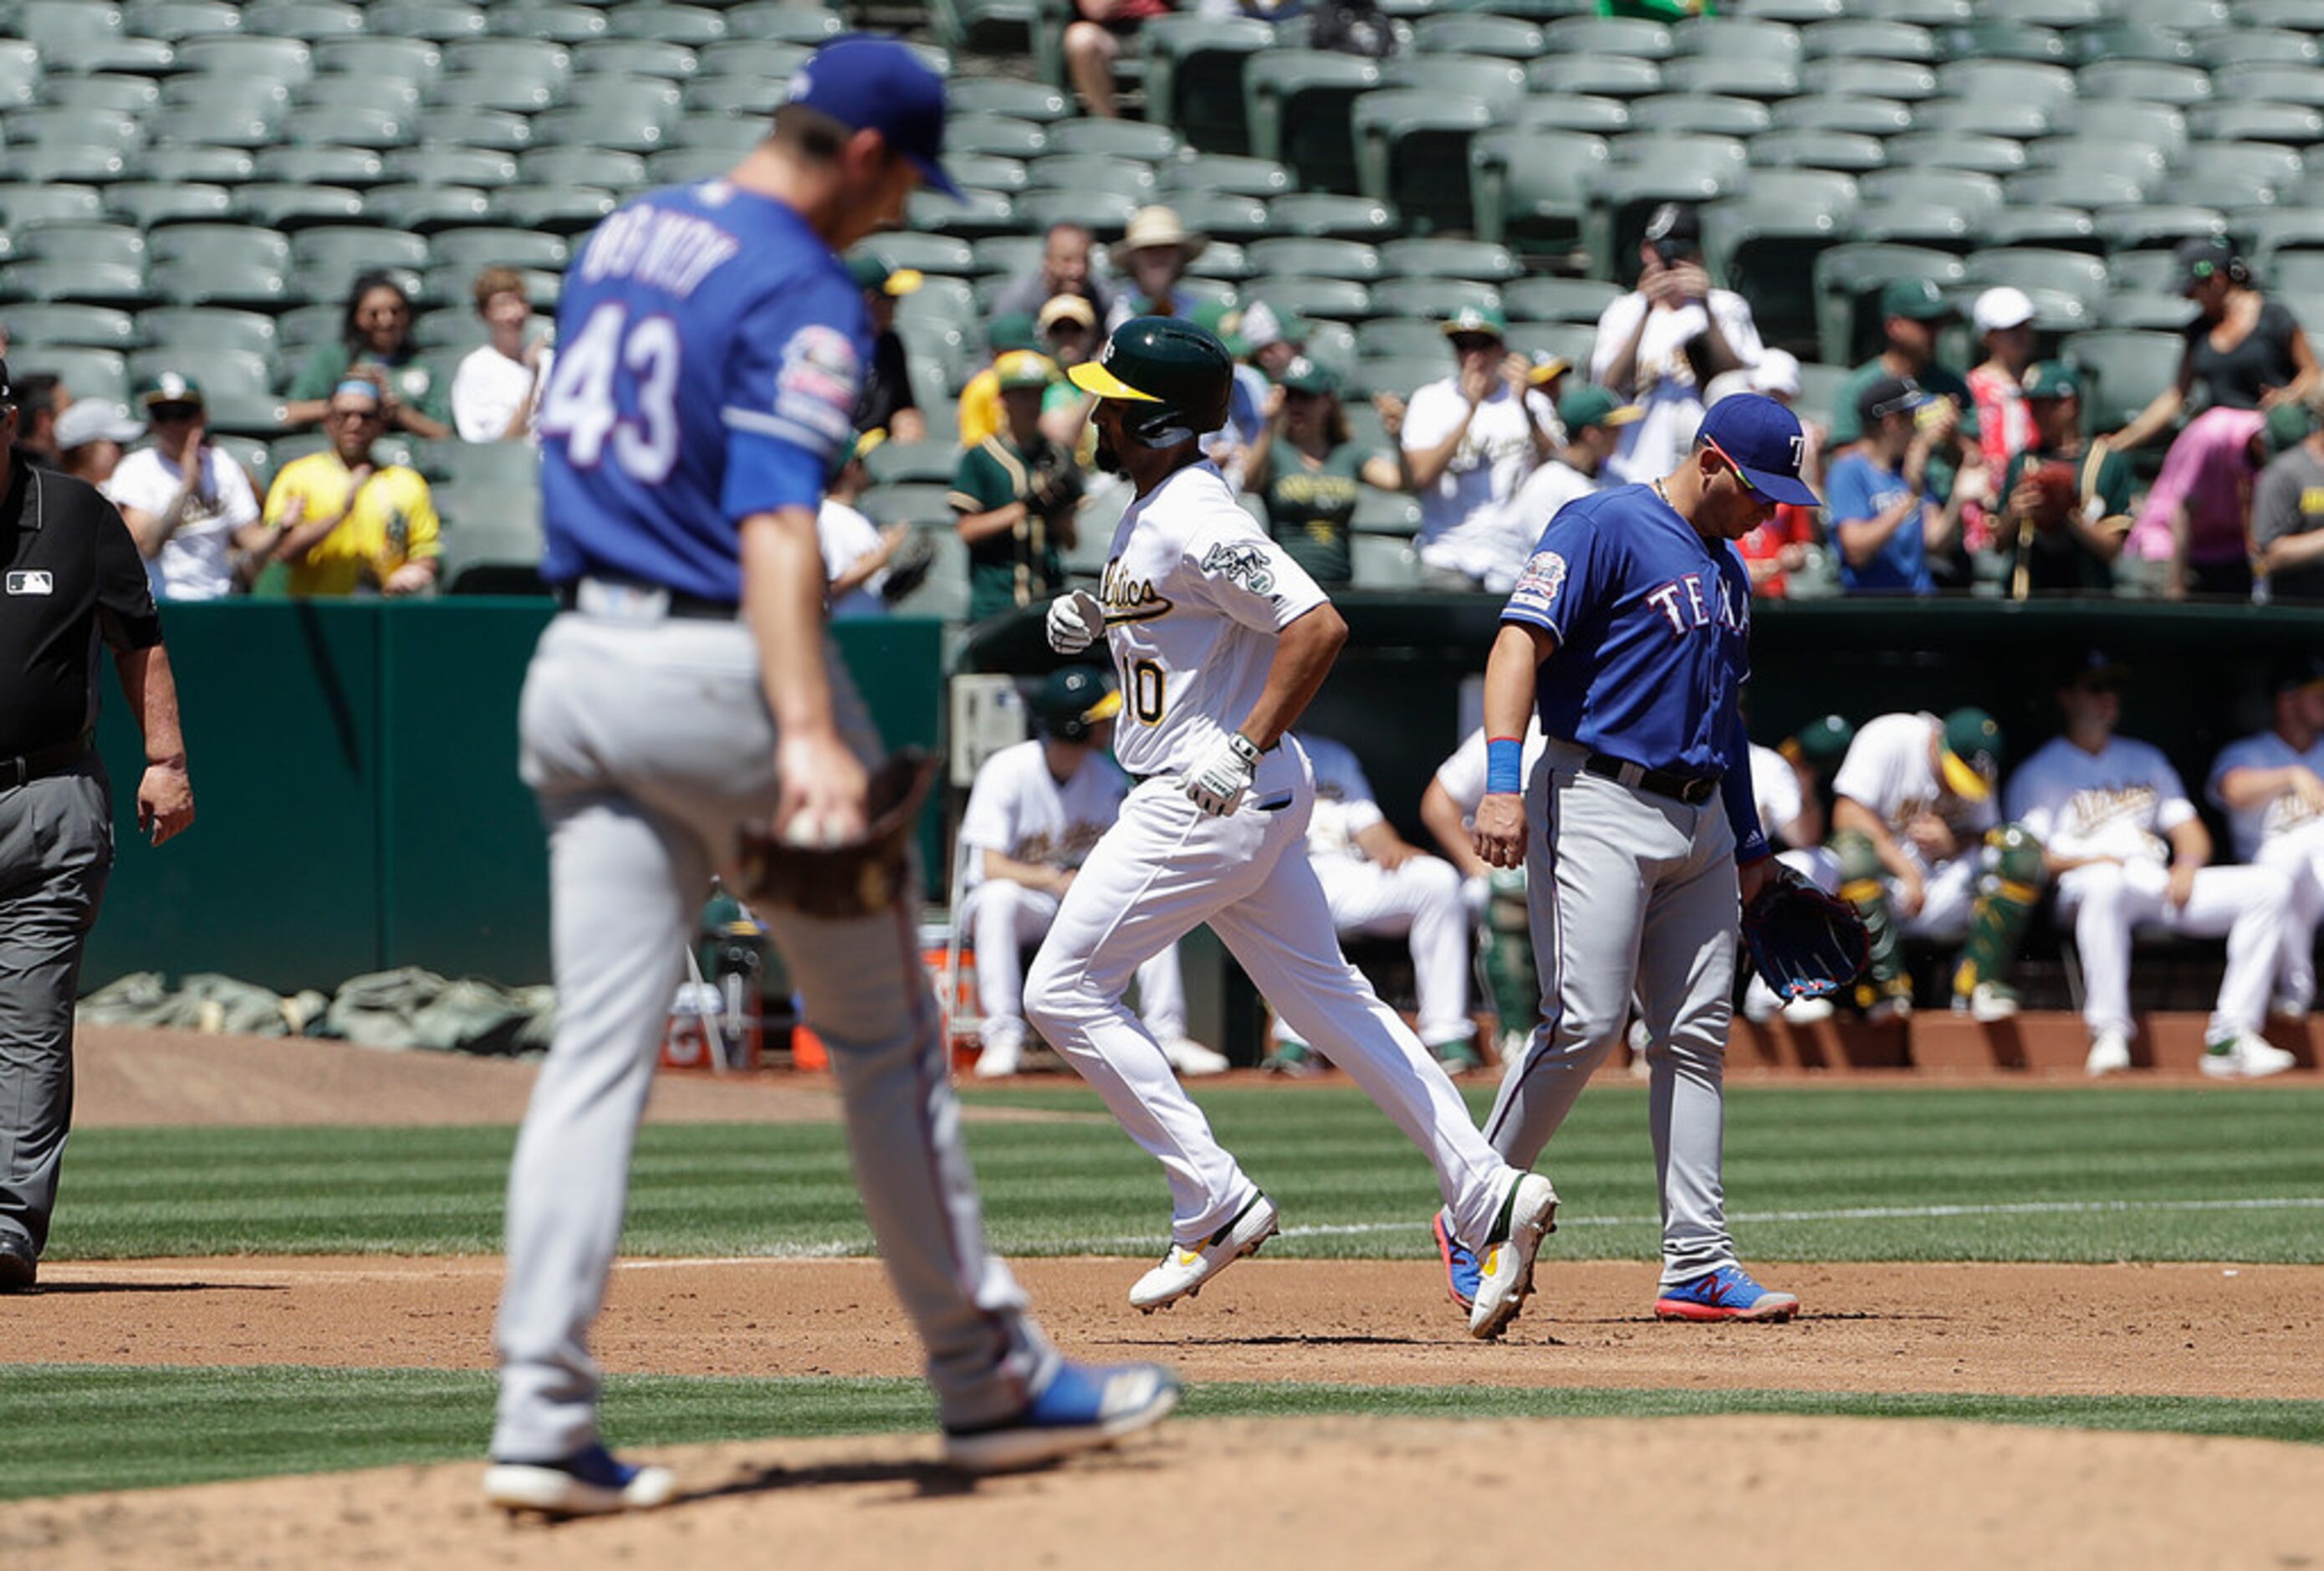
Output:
[957,666,1224,1079]
[487,39,1176,1517]
[2008,652,2295,1078]
[2209,657,2324,1021]
[1030,317,1556,1340]
[1453,394,1812,1325]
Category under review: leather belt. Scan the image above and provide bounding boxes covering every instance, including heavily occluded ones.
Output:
[555,576,740,622]
[0,734,91,790]
[1581,750,1719,806]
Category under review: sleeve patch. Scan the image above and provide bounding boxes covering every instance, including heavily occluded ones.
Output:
[1508,549,1567,615]
[770,323,861,447]
[1199,540,1279,599]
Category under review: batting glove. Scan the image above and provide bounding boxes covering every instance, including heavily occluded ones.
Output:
[1185,733,1261,816]
[1045,589,1104,654]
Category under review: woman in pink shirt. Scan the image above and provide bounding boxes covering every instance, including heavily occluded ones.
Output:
[2123,406,2270,600]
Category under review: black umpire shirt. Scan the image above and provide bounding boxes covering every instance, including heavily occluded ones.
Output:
[0,462,164,757]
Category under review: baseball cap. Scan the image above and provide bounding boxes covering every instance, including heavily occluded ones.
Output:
[1558,385,1643,432]
[1696,393,1820,507]
[1441,303,1508,340]
[846,252,923,296]
[1191,299,1248,359]
[1274,356,1338,397]
[2021,361,2080,401]
[138,371,205,408]
[1858,373,1931,427]
[1749,347,1801,400]
[54,400,144,450]
[1240,299,1306,351]
[1034,665,1122,729]
[1642,201,1701,257]
[784,34,960,200]
[994,349,1057,391]
[2176,235,2237,294]
[1527,351,1573,386]
[1881,277,1956,323]
[2271,652,2324,696]
[1939,708,2005,802]
[1037,292,1097,333]
[988,310,1042,355]
[2060,649,2128,689]
[2265,397,2316,456]
[1790,714,1856,765]
[1972,285,2036,335]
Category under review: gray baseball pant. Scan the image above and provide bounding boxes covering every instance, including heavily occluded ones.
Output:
[1478,743,1742,1288]
[493,612,1055,1462]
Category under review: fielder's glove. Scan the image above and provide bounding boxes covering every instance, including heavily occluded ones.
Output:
[1045,588,1105,654]
[734,750,939,920]
[1026,463,1083,515]
[1740,862,1871,1003]
[1185,732,1261,816]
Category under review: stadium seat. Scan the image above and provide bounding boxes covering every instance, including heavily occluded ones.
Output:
[231,183,367,230]
[1138,15,1271,154]
[426,73,559,115]
[1855,0,1969,20]
[2091,204,2225,256]
[2064,330,2183,434]
[311,38,444,86]
[667,117,768,156]
[429,228,570,275]
[0,43,33,111]
[2097,293,2195,332]
[722,2,845,44]
[292,225,431,301]
[1246,274,1373,323]
[1167,192,1271,243]
[280,106,412,150]
[905,187,1018,243]
[1813,242,1968,364]
[105,182,234,228]
[2069,24,2194,68]
[438,512,549,596]
[518,146,646,190]
[2112,0,2221,24]
[40,75,163,116]
[1020,153,1157,201]
[413,438,539,490]
[1267,193,1399,242]
[1511,95,1632,136]
[0,185,105,228]
[485,2,607,42]
[608,4,725,45]
[1355,317,1450,361]
[2194,30,2321,72]
[1245,237,1382,283]
[382,146,518,190]
[1350,352,1448,401]
[9,346,130,405]
[1938,22,2069,64]
[861,438,959,489]
[1910,100,2051,140]
[1349,485,1418,536]
[364,184,493,234]
[6,108,142,152]
[1411,14,1542,60]
[1351,90,1495,236]
[1662,56,1804,101]
[149,222,293,275]
[1982,205,2097,252]
[438,36,570,84]
[1675,14,1803,67]
[0,263,151,310]
[1502,276,1621,324]
[2076,61,2212,108]
[1014,188,1139,238]
[1630,95,1771,139]
[138,307,283,369]
[1978,0,2097,23]
[36,37,176,77]
[11,0,128,46]
[1770,96,1913,139]
[1349,535,1419,591]
[16,223,148,274]
[129,345,278,424]
[364,0,489,41]
[114,0,245,33]
[2104,251,2184,297]
[253,144,386,188]
[1706,183,1863,356]
[1749,130,1886,175]
[2189,103,2324,147]
[1964,248,2108,314]
[931,0,1039,58]
[418,108,533,152]
[2022,138,2168,197]
[942,153,1027,195]
[1734,0,1841,18]
[1800,18,1937,61]
[682,75,778,115]
[2005,169,2143,211]
[1377,238,1522,283]
[1935,60,2077,116]
[1541,16,1674,60]
[240,1,362,38]
[948,115,1048,162]
[1157,153,1294,200]
[1244,49,1382,187]
[145,105,284,151]
[0,303,139,351]
[291,74,422,120]
[948,79,1070,124]
[2178,142,2306,201]
[1524,54,1663,100]
[1815,60,1938,102]
[2056,100,2187,156]
[2246,211,2324,271]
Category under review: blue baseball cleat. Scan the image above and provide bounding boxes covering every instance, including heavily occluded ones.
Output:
[484,1442,677,1517]
[1433,1207,1480,1311]
[942,1360,1181,1475]
[1652,1264,1800,1323]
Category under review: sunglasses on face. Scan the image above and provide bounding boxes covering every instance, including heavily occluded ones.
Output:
[1448,335,1500,354]
[1701,437,1772,506]
[148,402,202,422]
[329,407,384,424]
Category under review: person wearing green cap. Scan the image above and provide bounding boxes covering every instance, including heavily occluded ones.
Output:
[950,351,1082,621]
[2251,393,2324,603]
[108,371,268,603]
[1244,356,1409,586]
[845,249,927,443]
[956,310,1045,451]
[1827,279,1980,520]
[1495,385,1642,564]
[1401,302,1561,591]
[1994,362,2134,598]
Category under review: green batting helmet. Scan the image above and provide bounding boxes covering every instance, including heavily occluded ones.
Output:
[1067,315,1233,448]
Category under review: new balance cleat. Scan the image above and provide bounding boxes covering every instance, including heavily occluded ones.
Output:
[484,1443,677,1517]
[1653,1264,1799,1323]
[1129,1192,1279,1312]
[2201,1032,2297,1080]
[1433,1206,1480,1311]
[1468,1173,1558,1340]
[942,1360,1180,1475]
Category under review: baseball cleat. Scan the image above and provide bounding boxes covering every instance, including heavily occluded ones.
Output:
[1468,1173,1558,1340]
[1129,1192,1279,1312]
[1653,1264,1799,1323]
[1161,1036,1230,1077]
[1433,1207,1479,1312]
[483,1443,677,1517]
[2085,1030,2132,1077]
[1429,1038,1483,1073]
[2201,1032,2297,1080]
[1951,982,2020,1024]
[942,1359,1180,1474]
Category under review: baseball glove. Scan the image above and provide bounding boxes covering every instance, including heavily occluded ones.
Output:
[734,749,939,919]
[1740,862,1870,1003]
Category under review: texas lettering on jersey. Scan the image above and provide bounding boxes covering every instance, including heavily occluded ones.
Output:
[1644,569,1749,638]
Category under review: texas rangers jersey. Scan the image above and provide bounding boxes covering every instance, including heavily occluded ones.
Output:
[1295,732,1384,861]
[1099,459,1328,778]
[1501,482,1765,862]
[1749,742,1803,843]
[538,181,866,602]
[1831,712,2000,842]
[1434,719,1550,817]
[2005,735,2193,866]
[957,739,1128,891]
[2208,730,2324,862]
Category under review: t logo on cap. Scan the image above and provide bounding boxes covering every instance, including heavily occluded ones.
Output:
[1695,394,1820,507]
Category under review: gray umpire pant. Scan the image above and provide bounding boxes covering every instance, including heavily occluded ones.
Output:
[0,760,113,1261]
[493,611,1056,1462]
[1477,742,1741,1288]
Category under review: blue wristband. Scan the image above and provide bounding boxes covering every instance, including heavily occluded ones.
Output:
[1485,737,1524,795]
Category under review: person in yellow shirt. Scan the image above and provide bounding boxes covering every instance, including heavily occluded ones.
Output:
[263,378,442,596]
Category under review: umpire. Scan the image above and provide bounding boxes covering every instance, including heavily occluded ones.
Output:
[0,359,195,1292]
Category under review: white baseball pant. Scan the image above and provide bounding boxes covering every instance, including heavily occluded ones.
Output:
[1886,850,1980,939]
[2054,858,2291,1042]
[2259,821,2324,1011]
[963,879,1186,1055]
[1270,854,1476,1050]
[1024,744,1520,1251]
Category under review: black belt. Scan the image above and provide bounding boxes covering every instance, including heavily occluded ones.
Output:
[0,734,90,790]
[1581,750,1719,806]
[554,577,739,621]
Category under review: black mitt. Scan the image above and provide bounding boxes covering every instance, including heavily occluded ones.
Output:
[1026,459,1084,516]
[734,749,939,920]
[1741,862,1870,1003]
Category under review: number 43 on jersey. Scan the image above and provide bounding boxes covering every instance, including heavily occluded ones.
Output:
[539,302,681,482]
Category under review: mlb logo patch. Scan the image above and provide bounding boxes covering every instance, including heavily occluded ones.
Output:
[5,571,53,596]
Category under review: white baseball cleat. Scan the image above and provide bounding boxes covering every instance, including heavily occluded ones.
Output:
[1780,995,1836,1025]
[1468,1173,1558,1340]
[1130,1192,1279,1312]
[2085,1030,2132,1077]
[973,1034,1024,1079]
[1161,1036,1230,1077]
[2200,1032,2297,1080]
[1953,983,2020,1024]
[484,1444,677,1517]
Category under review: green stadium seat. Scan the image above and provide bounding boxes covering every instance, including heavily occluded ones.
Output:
[2114,0,2220,24]
[1502,276,1619,324]
[1813,242,1967,364]
[138,307,283,368]
[2247,212,2324,270]
[1467,128,1610,250]
[0,185,105,228]
[1245,238,1381,282]
[1749,130,1886,174]
[414,438,539,489]
[2023,138,2168,196]
[1631,95,1771,139]
[421,108,536,152]
[609,4,726,44]
[280,106,413,150]
[1909,100,2050,140]
[1157,152,1293,200]
[165,73,299,119]
[1964,248,2107,314]
[930,0,1037,56]
[382,146,518,190]
[105,182,234,228]
[1938,22,2068,64]
[2058,100,2186,156]
[1014,188,1139,238]
[440,36,571,82]
[940,152,1025,194]
[293,74,425,120]
[1978,0,2096,22]
[1378,238,1520,282]
[1982,205,2097,251]
[0,43,34,111]
[312,38,444,85]
[1733,0,1839,17]
[364,0,488,40]
[148,223,293,272]
[11,0,126,45]
[571,38,701,81]
[1412,14,1541,59]
[1268,193,1399,241]
[1509,320,1600,369]
[488,183,614,235]
[2004,168,2143,210]
[8,347,130,404]
[2195,30,2321,72]
[429,228,570,275]
[905,187,1019,243]
[1381,54,1526,112]
[1351,90,1494,236]
[1348,484,1417,535]
[243,2,365,38]
[856,484,957,531]
[1816,59,1937,101]
[146,105,283,151]
[2097,292,2194,333]
[1349,535,1419,590]
[1355,316,1453,360]
[487,2,609,43]
[0,263,151,310]
[969,234,1044,280]
[1021,153,1157,201]
[1855,0,1968,20]
[1038,120,1175,163]
[1246,274,1373,322]
[231,183,367,230]
[253,143,386,188]
[427,73,558,115]
[36,36,176,76]
[1350,352,1447,401]
[5,108,142,151]
[1167,192,1271,243]
[566,71,684,120]
[1303,318,1357,378]
[2077,61,2213,107]
[1138,15,1272,154]
[681,74,782,116]
[1706,184,1861,355]
[2190,103,2324,146]
[2104,251,2183,296]
[693,39,808,82]
[1,304,139,351]
[949,79,1070,123]
[947,114,1047,161]
[1882,133,2025,176]
[1542,16,1673,60]
[1800,19,1936,61]
[1935,60,2076,114]
[1511,95,1632,136]
[42,75,163,116]
[273,304,350,360]
[2279,255,2324,296]
[2069,24,2194,68]
[2063,330,2181,434]
[861,438,959,488]
[668,117,764,155]
[129,345,277,419]
[2178,142,2306,200]
[438,509,549,596]
[640,146,741,186]
[1770,96,1911,138]
[2092,204,2224,255]
[1244,50,1381,185]
[291,226,431,300]
[364,184,492,234]
[519,146,646,190]
[17,223,148,274]
[1677,15,1803,67]
[1525,54,1663,100]
[1368,277,1499,321]
[722,3,845,44]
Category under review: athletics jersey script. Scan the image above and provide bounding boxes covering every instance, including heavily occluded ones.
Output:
[1500,483,1766,861]
[2209,730,2324,862]
[538,181,869,603]
[2005,736,2194,867]
[956,739,1128,889]
[1099,461,1328,779]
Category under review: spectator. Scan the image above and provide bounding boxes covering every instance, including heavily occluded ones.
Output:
[1830,707,2043,1024]
[1034,295,1107,460]
[451,265,553,444]
[1994,362,2133,598]
[1239,300,1308,381]
[1828,279,1980,516]
[847,252,928,444]
[1589,202,1763,485]
[948,351,1081,622]
[1497,385,1641,560]
[820,430,932,620]
[1063,0,1172,120]
[1105,207,1207,330]
[2209,656,2324,1022]
[1966,287,2039,484]
[284,273,452,440]
[2252,395,2324,604]
[957,667,1219,1077]
[1826,376,1964,596]
[1191,299,1269,489]
[9,372,69,469]
[1742,713,1855,1024]
[990,222,1116,324]
[1266,729,1482,1074]
[53,401,141,489]
[2111,238,2321,453]
[1417,717,1548,1062]
[2006,652,2294,1079]
[262,378,442,597]
[105,374,267,604]
[2119,404,2286,601]
[1244,356,1407,587]
[955,312,1044,452]
[1401,303,1559,592]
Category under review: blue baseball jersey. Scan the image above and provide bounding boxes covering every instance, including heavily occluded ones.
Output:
[1826,451,1934,596]
[1502,483,1768,862]
[538,182,867,602]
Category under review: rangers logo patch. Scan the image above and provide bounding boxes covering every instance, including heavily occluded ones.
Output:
[1198,542,1276,597]
[1509,550,1566,613]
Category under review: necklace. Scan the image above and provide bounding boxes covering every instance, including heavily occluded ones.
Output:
[1652,478,1674,509]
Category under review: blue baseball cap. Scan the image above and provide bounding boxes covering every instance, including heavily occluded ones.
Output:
[784,35,961,200]
[1696,393,1819,507]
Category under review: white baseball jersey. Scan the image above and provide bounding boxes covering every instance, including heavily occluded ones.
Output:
[1098,459,1327,778]
[1590,288,1765,486]
[1433,718,1550,817]
[1749,742,1803,842]
[2005,735,2193,866]
[1832,712,1999,844]
[1496,456,1597,574]
[1294,732,1385,861]
[103,445,261,604]
[816,496,887,620]
[1400,378,1559,585]
[957,738,1127,892]
[2207,729,2324,862]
